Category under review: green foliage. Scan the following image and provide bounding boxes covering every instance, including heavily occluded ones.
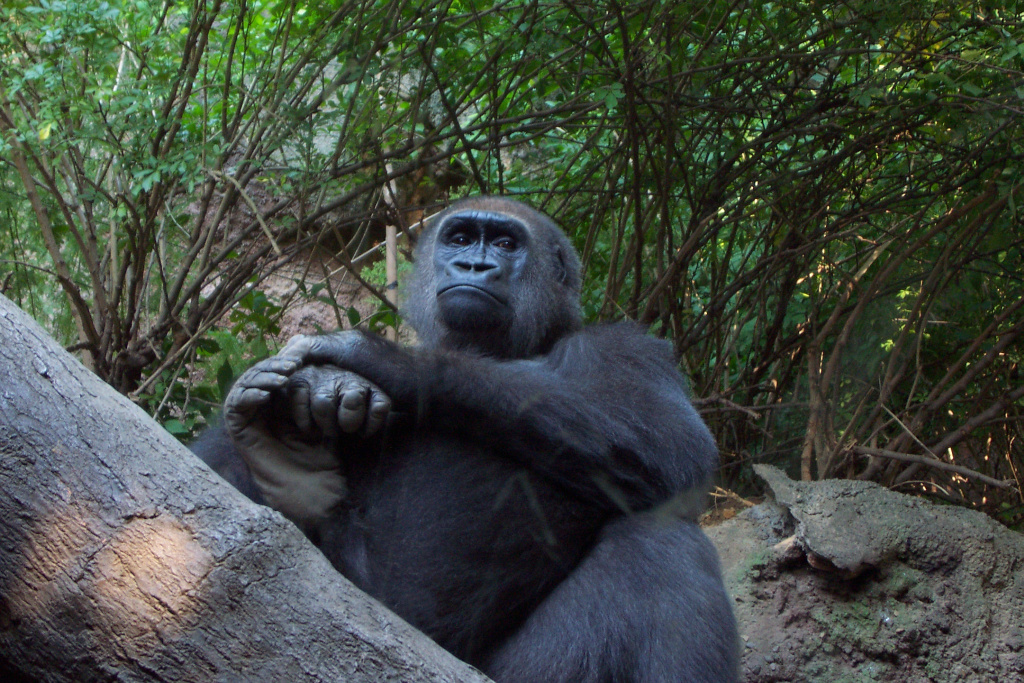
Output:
[139,287,284,440]
[362,255,412,292]
[1,0,1021,520]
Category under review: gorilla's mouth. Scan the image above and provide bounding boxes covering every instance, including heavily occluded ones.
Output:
[437,284,508,307]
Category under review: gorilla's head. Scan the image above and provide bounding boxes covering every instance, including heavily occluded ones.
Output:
[404,196,583,358]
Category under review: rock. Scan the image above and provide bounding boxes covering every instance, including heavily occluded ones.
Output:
[707,466,1024,683]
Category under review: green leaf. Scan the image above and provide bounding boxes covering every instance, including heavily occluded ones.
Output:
[216,360,234,403]
[164,419,189,435]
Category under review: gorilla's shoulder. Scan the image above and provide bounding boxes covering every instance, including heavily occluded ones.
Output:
[546,321,678,374]
[577,320,673,354]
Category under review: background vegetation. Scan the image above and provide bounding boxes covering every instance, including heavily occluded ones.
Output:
[2,0,1021,524]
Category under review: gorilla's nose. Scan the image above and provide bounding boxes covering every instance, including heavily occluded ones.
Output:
[452,258,498,273]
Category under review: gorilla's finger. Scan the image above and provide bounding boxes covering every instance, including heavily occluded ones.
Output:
[248,356,300,377]
[288,380,315,436]
[337,383,370,434]
[233,358,300,396]
[363,391,391,436]
[280,331,362,367]
[258,356,302,374]
[239,369,292,392]
[278,334,312,361]
[310,384,342,440]
[227,386,271,411]
[223,386,273,437]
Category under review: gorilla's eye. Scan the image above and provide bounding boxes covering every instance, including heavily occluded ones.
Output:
[448,232,472,246]
[494,237,517,251]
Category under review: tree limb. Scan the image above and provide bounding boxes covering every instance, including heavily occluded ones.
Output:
[0,292,490,683]
[851,446,1017,490]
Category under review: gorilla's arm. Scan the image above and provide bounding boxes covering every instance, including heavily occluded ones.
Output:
[283,323,716,510]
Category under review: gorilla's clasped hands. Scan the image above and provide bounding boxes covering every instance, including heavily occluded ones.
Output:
[222,332,391,522]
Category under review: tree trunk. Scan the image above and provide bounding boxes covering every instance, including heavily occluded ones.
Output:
[0,293,490,683]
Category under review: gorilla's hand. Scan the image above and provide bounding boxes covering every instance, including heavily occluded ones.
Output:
[287,363,392,440]
[279,331,414,407]
[223,355,303,445]
[223,356,388,523]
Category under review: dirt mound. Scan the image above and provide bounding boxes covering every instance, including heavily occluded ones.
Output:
[707,465,1024,682]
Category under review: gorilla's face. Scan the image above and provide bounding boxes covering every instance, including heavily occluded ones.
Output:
[432,210,531,335]
[404,196,583,358]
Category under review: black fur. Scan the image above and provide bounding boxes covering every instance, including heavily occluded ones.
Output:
[191,197,739,682]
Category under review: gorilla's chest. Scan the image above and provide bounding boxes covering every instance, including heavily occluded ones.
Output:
[354,435,602,547]
[334,435,604,635]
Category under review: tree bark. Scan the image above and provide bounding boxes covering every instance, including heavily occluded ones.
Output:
[0,293,490,683]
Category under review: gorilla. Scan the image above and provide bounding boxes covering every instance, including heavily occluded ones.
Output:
[191,196,739,682]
